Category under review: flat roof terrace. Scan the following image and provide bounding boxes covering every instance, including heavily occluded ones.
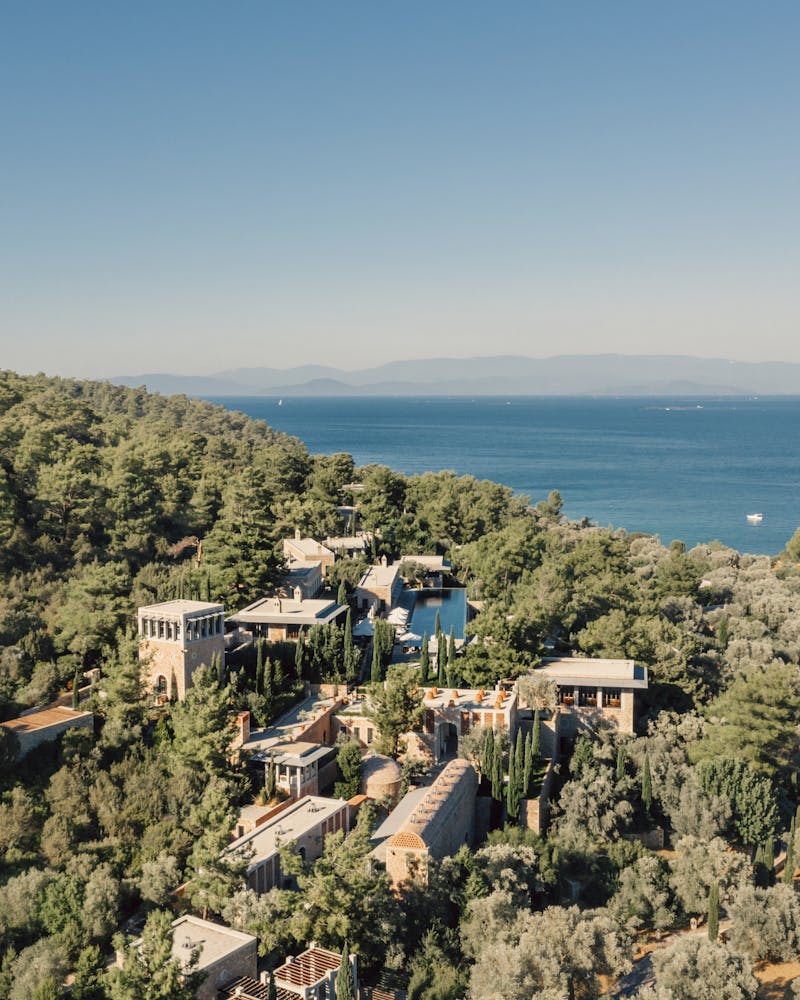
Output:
[226,796,348,868]
[230,595,345,627]
[1,705,93,734]
[169,915,255,972]
[537,657,648,689]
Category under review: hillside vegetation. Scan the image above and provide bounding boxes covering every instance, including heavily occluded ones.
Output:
[1,370,800,999]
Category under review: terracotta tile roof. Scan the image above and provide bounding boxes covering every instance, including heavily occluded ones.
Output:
[388,831,426,850]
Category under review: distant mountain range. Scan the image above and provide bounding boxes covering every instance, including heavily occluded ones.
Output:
[108,355,800,397]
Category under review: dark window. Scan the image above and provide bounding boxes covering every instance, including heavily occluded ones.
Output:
[604,688,622,708]
[578,687,596,707]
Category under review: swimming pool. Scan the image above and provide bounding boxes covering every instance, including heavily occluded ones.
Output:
[403,588,468,640]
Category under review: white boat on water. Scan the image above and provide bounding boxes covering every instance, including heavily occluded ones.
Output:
[746,513,763,524]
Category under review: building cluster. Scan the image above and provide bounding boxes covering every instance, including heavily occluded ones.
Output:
[2,519,650,999]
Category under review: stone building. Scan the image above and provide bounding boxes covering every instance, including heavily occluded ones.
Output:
[533,657,648,736]
[220,945,357,1000]
[354,559,402,614]
[420,686,519,760]
[1,705,94,760]
[378,759,478,890]
[228,594,347,642]
[360,753,403,804]
[282,532,336,575]
[137,600,225,701]
[225,796,350,894]
[168,916,257,1000]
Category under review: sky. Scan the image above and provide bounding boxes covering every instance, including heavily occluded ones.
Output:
[1,1,799,377]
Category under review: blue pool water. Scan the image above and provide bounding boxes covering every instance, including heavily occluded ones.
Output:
[402,588,468,641]
[206,395,800,555]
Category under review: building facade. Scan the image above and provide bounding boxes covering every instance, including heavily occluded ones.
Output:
[137,600,225,701]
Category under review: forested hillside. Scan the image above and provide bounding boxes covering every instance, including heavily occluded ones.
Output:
[2,370,800,999]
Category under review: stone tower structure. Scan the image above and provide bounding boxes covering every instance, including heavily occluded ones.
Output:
[137,600,225,701]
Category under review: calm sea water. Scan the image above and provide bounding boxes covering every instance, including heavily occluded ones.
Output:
[206,396,800,556]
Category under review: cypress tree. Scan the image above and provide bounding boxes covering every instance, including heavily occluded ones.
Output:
[266,754,277,800]
[506,746,519,823]
[642,754,653,814]
[72,668,81,710]
[523,730,533,798]
[437,634,447,685]
[483,728,495,785]
[371,640,382,683]
[448,627,456,669]
[783,837,795,885]
[295,629,305,680]
[764,836,775,885]
[420,632,430,685]
[513,729,525,797]
[335,943,355,1000]
[532,708,541,759]
[263,658,275,721]
[266,970,277,1000]
[337,579,347,606]
[343,609,355,680]
[169,669,178,703]
[205,574,212,603]
[707,881,719,941]
[255,640,264,694]
[616,744,626,783]
[491,738,503,801]
[754,844,766,888]
[434,611,441,639]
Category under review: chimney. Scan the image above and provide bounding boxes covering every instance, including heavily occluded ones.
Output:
[380,555,388,567]
[237,711,250,745]
[295,528,301,539]
[293,586,303,603]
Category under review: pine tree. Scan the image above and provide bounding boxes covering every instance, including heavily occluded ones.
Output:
[337,579,347,606]
[335,943,355,1000]
[72,667,81,710]
[616,744,626,783]
[707,881,719,941]
[419,632,430,685]
[642,754,652,814]
[266,754,277,800]
[532,708,541,759]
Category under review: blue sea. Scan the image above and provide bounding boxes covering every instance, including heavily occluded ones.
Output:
[206,395,800,556]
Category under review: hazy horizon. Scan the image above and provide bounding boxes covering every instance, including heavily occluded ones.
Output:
[2,2,799,378]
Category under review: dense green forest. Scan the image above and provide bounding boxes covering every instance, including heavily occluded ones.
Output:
[1,370,800,999]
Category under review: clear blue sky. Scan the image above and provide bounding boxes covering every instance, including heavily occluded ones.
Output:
[1,2,798,376]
